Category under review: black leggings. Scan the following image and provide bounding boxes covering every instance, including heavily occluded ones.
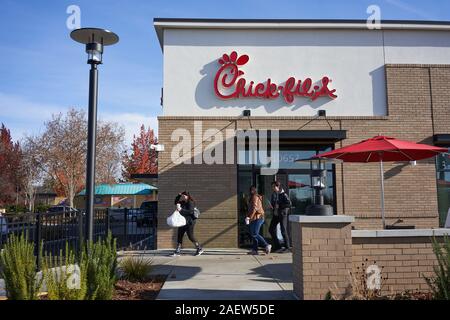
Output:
[177,223,199,246]
[269,210,291,250]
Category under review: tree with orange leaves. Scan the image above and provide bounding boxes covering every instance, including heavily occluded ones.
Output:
[0,123,22,207]
[122,125,158,180]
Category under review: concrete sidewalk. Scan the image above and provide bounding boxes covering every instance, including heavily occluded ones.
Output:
[1,249,295,300]
[124,249,295,300]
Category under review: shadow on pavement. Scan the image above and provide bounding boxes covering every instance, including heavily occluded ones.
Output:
[162,265,203,281]
[250,263,293,284]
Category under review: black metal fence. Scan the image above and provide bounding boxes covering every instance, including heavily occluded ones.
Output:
[0,208,157,257]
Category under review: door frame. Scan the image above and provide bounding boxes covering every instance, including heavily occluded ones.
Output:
[236,144,338,247]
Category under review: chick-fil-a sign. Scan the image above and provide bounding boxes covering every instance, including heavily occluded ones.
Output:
[213,51,337,103]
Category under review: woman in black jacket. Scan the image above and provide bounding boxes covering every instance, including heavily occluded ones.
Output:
[172,191,204,256]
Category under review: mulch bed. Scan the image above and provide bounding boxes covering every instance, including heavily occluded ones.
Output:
[113,275,167,300]
[389,291,433,300]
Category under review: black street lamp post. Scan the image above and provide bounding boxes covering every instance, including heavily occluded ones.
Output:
[70,28,119,242]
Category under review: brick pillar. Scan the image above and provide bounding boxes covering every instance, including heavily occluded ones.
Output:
[289,215,354,300]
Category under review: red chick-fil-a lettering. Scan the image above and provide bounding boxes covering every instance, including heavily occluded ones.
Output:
[213,51,337,104]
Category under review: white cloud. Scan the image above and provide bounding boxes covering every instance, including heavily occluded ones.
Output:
[0,92,70,140]
[0,92,160,148]
[0,92,67,121]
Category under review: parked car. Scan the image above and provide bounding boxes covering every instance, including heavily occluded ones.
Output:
[47,206,79,218]
[109,208,139,223]
[47,205,78,213]
[140,201,157,212]
[137,201,157,227]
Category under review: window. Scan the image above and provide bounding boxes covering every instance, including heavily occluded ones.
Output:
[436,148,450,227]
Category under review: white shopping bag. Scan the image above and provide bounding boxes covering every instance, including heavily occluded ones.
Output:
[167,210,186,228]
[277,224,283,242]
[445,208,450,228]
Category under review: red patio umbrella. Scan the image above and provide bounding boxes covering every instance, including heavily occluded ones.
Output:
[316,135,448,228]
[288,181,309,188]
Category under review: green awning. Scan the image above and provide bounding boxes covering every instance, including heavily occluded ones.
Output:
[78,183,157,196]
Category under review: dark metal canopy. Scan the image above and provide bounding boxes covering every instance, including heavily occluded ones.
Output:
[278,130,347,142]
[433,134,450,146]
[235,130,347,142]
[70,28,119,45]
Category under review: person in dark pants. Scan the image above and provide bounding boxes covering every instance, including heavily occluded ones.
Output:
[172,191,204,256]
[269,181,292,253]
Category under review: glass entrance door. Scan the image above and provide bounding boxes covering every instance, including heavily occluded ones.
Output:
[237,145,336,248]
[238,171,314,247]
[237,170,275,248]
[237,169,254,247]
[286,174,313,215]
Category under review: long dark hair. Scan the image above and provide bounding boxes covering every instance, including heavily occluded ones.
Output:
[271,181,282,188]
[181,191,195,204]
[249,185,258,199]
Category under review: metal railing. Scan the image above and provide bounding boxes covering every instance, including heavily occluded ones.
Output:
[0,208,157,257]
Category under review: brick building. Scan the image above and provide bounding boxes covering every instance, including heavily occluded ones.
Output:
[153,19,450,249]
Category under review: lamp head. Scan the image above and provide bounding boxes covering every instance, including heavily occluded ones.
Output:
[85,42,103,64]
[70,28,119,65]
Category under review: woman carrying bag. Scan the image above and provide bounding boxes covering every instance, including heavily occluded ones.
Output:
[247,186,272,255]
[172,191,204,257]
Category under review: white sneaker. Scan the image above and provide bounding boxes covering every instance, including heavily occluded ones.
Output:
[194,248,204,256]
[265,244,272,254]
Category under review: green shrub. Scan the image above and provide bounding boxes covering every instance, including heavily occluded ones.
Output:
[84,232,117,300]
[6,205,28,213]
[34,204,51,213]
[324,290,334,300]
[42,243,87,300]
[0,232,118,300]
[425,235,450,300]
[0,233,42,300]
[119,255,154,282]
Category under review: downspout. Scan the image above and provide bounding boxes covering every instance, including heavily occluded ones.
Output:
[339,119,346,215]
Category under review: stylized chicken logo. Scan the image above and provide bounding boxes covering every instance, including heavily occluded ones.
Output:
[218,51,249,77]
[214,51,249,99]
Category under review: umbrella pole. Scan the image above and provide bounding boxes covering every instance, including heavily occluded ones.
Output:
[379,160,386,229]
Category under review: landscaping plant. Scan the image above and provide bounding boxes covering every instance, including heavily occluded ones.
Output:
[84,232,117,300]
[325,259,387,300]
[42,243,87,300]
[425,235,450,300]
[0,233,42,300]
[347,259,387,300]
[119,255,154,282]
[33,204,51,213]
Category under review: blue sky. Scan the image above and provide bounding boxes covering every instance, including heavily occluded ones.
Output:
[0,0,449,147]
